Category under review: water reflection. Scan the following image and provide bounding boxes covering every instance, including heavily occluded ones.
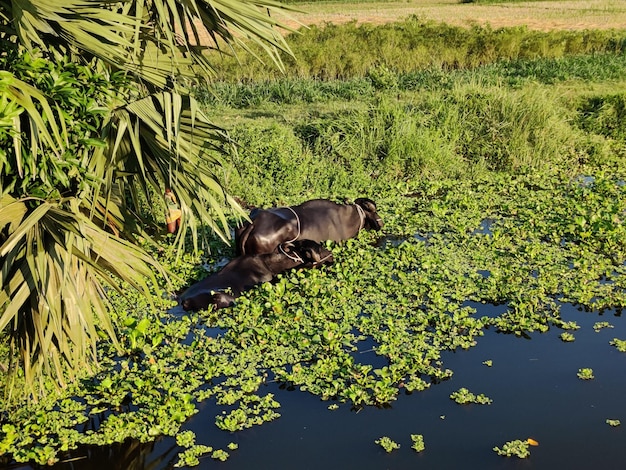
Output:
[41,438,177,470]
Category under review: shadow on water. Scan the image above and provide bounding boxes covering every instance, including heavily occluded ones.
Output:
[32,439,178,470]
[12,303,626,470]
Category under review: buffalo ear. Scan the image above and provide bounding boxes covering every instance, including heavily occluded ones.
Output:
[355,197,377,213]
[281,241,295,253]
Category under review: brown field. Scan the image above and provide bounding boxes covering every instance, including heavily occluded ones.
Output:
[274,0,626,32]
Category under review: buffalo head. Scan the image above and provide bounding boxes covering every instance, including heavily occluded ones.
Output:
[355,198,384,231]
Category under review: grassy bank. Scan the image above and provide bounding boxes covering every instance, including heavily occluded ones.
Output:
[204,80,626,207]
[206,18,626,81]
[191,21,626,207]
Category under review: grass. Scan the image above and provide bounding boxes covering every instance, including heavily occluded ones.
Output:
[205,19,626,81]
[208,79,625,205]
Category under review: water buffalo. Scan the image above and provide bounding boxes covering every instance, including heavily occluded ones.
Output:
[235,198,383,256]
[178,239,333,311]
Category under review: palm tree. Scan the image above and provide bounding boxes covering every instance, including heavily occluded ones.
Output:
[0,0,296,399]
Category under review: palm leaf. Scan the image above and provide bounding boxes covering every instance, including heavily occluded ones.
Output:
[102,91,247,250]
[0,196,165,397]
[10,0,136,60]
[7,0,298,88]
[1,0,300,396]
[0,71,66,166]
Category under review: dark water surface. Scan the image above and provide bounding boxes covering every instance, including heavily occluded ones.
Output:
[16,303,626,470]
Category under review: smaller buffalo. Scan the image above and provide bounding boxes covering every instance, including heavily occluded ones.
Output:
[236,198,383,256]
[178,239,333,311]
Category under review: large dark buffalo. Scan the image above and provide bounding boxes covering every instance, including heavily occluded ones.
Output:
[178,240,333,311]
[235,198,383,256]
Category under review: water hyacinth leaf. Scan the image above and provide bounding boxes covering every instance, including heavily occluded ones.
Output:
[411,434,425,452]
[494,439,531,458]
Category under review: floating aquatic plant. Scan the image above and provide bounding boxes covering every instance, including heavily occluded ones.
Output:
[375,436,400,453]
[593,321,614,332]
[1,163,625,465]
[211,449,230,461]
[174,444,213,468]
[577,368,595,380]
[450,387,493,405]
[411,434,425,452]
[494,439,531,458]
[609,338,626,352]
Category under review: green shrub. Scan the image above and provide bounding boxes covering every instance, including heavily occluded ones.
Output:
[220,122,370,205]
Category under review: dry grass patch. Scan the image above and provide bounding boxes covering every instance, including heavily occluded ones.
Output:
[275,0,626,32]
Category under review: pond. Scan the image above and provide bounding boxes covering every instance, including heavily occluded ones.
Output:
[22,303,625,470]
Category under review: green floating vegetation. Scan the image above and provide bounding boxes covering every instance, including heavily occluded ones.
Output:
[175,445,214,468]
[450,387,493,405]
[1,165,625,466]
[375,436,400,453]
[411,434,425,453]
[610,338,626,352]
[211,449,230,462]
[493,439,531,458]
[594,321,614,332]
[606,419,621,427]
[560,332,576,342]
[577,368,595,380]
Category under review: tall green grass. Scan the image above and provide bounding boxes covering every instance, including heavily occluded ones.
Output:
[206,18,626,81]
[215,83,611,206]
[200,53,626,109]
[575,92,626,165]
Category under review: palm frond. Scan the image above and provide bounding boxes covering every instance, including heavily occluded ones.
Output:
[0,195,164,398]
[0,70,66,167]
[6,0,298,88]
[102,91,246,250]
[1,0,300,397]
[10,0,136,60]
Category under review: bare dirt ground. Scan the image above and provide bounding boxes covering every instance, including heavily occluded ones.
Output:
[274,0,626,32]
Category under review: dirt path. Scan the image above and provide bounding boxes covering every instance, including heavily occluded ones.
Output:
[275,0,626,32]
